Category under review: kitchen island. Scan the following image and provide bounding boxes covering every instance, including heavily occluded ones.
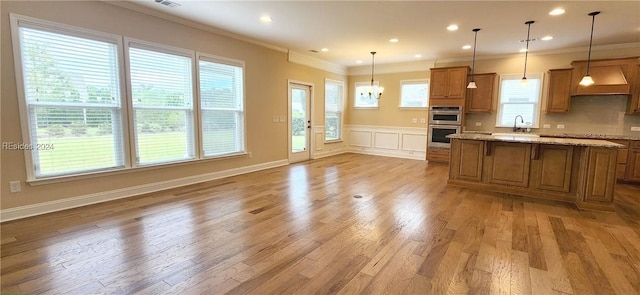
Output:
[447,133,625,211]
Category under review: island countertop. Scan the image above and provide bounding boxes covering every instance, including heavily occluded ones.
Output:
[448,133,625,148]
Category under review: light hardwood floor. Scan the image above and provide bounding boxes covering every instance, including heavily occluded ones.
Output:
[1,153,639,294]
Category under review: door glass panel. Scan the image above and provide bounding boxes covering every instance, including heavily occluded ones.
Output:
[291,88,307,153]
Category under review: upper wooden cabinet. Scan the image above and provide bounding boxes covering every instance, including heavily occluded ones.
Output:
[629,64,640,114]
[466,73,496,113]
[546,69,573,113]
[430,67,469,99]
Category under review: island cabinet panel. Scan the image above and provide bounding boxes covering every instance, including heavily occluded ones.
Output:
[450,140,483,181]
[532,145,574,192]
[627,149,640,182]
[582,147,617,204]
[485,142,531,187]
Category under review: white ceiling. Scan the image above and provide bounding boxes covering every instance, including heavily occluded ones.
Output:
[127,0,640,67]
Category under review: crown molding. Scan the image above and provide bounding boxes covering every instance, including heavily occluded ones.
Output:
[347,59,437,76]
[104,1,287,54]
[435,42,640,64]
[287,51,347,75]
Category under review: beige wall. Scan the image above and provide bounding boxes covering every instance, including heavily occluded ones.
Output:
[0,1,345,209]
[437,47,640,136]
[346,71,429,127]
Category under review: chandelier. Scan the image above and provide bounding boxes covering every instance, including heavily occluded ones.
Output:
[361,51,384,100]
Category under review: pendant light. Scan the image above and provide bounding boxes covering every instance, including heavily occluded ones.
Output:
[467,28,481,89]
[521,20,534,86]
[361,51,384,100]
[579,11,600,86]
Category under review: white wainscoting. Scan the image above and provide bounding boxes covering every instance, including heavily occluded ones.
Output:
[312,125,349,159]
[345,125,427,160]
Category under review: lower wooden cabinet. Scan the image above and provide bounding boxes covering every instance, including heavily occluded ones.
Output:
[582,147,617,203]
[532,145,573,193]
[426,148,450,163]
[627,148,640,182]
[485,142,531,187]
[449,140,483,181]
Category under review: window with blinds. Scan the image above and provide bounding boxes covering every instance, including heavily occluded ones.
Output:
[198,56,245,157]
[16,24,125,178]
[325,79,344,141]
[496,74,542,128]
[400,80,429,108]
[128,44,196,165]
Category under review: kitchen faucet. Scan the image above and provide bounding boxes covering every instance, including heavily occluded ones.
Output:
[513,115,524,132]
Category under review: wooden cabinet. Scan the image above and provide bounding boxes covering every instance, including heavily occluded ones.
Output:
[466,73,496,113]
[485,142,531,187]
[533,145,573,193]
[627,141,640,182]
[570,57,637,96]
[628,64,640,114]
[449,140,483,181]
[609,139,629,181]
[426,148,450,163]
[546,69,572,113]
[430,67,469,99]
[582,147,617,204]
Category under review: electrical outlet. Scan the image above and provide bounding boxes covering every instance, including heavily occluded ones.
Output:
[247,151,253,158]
[279,116,286,122]
[9,181,21,193]
[556,124,565,129]
[420,118,426,124]
[475,122,482,126]
[411,118,417,123]
[543,124,551,129]
[631,126,640,132]
[272,116,279,123]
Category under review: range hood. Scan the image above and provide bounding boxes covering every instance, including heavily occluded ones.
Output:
[571,57,638,96]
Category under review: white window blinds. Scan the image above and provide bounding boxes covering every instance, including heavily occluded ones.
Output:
[325,80,344,141]
[198,57,245,157]
[129,45,196,165]
[496,74,542,128]
[400,80,429,108]
[18,26,125,178]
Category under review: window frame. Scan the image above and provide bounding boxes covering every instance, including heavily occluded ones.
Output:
[196,52,247,159]
[399,79,429,109]
[495,73,543,128]
[324,79,345,143]
[124,38,198,166]
[353,81,380,109]
[10,13,130,180]
[10,14,249,182]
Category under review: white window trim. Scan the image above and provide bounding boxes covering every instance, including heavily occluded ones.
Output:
[353,81,380,109]
[124,37,199,166]
[325,78,345,143]
[399,79,429,109]
[196,52,247,159]
[10,14,250,182]
[10,13,129,181]
[495,73,543,128]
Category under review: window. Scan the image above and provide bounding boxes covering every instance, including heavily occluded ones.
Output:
[354,82,379,108]
[325,79,344,141]
[14,18,125,178]
[496,74,543,128]
[400,80,429,108]
[128,42,196,165]
[198,55,245,157]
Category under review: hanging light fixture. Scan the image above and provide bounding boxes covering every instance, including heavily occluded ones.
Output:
[579,11,600,86]
[361,51,384,100]
[467,28,481,89]
[521,20,535,86]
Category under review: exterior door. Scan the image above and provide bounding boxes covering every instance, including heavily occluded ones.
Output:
[289,82,312,163]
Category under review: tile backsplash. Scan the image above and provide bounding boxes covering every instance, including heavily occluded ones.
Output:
[465,95,640,136]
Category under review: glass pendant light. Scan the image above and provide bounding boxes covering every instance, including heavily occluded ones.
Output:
[579,11,600,86]
[467,28,481,89]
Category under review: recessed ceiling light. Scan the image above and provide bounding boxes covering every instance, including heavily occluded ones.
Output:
[549,8,565,16]
[414,54,422,58]
[356,60,363,64]
[259,15,273,23]
[447,24,459,31]
[519,48,528,53]
[389,38,399,43]
[541,35,554,41]
[321,48,329,52]
[462,45,472,50]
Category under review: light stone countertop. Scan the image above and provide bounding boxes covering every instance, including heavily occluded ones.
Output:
[448,133,625,148]
[462,130,640,141]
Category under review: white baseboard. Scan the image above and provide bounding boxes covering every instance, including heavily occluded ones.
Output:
[313,149,348,159]
[348,147,426,160]
[1,159,289,222]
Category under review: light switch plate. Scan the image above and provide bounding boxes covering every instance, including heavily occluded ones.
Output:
[556,124,565,129]
[631,126,640,132]
[279,116,286,122]
[9,181,21,193]
[272,116,279,123]
[543,124,551,128]
[420,118,426,124]
[411,118,417,123]
[475,122,482,126]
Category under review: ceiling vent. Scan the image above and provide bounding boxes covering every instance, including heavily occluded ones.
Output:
[154,0,181,8]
